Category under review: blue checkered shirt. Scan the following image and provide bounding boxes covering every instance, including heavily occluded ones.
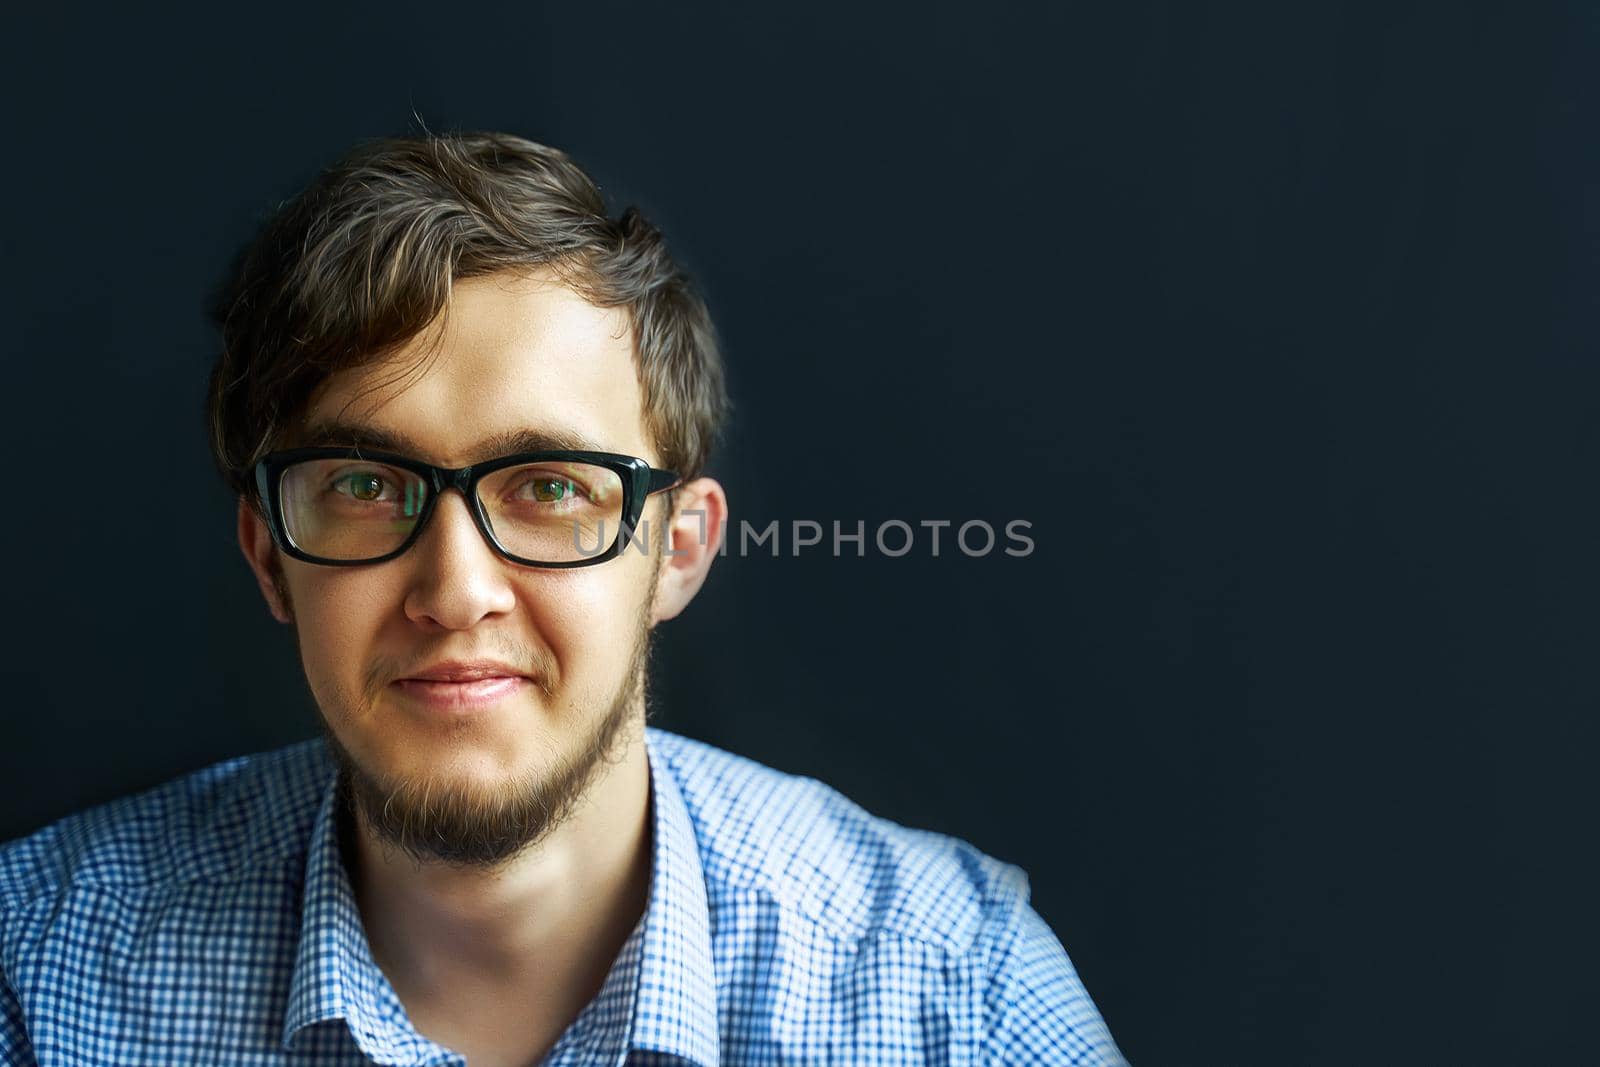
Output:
[0,728,1125,1064]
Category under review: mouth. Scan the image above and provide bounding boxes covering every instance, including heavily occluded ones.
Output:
[392,675,529,712]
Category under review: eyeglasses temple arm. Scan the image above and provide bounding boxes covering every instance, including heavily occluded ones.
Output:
[647,468,682,495]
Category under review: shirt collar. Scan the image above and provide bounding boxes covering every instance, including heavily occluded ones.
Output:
[280,771,452,1064]
[628,727,721,1065]
[279,731,720,1066]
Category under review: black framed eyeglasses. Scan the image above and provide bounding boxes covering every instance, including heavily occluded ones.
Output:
[253,447,681,568]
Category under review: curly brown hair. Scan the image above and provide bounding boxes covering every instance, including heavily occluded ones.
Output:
[206,131,728,510]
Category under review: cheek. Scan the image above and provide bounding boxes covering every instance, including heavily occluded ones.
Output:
[285,571,393,701]
[519,564,652,680]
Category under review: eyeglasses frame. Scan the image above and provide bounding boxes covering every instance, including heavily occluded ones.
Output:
[253,445,682,568]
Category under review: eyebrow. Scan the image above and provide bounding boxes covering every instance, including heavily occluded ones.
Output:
[294,419,608,465]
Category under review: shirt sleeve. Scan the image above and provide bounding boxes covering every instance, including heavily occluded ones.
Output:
[0,961,35,1066]
[981,891,1128,1066]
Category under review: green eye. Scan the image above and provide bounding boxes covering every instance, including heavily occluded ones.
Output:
[344,473,386,501]
[532,479,570,502]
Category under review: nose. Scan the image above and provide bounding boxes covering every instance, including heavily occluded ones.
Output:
[401,489,517,631]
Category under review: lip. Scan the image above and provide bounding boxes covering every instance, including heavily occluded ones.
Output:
[392,675,529,712]
[400,659,529,683]
[390,659,532,714]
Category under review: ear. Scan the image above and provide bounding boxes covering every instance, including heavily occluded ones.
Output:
[650,477,728,624]
[237,497,294,624]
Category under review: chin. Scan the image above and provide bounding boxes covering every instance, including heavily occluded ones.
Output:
[393,734,548,785]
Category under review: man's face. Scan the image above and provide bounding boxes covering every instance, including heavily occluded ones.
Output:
[245,269,670,866]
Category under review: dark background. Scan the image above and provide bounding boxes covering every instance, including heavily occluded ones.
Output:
[2,2,1594,1062]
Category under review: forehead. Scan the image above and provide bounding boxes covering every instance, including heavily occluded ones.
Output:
[299,269,652,467]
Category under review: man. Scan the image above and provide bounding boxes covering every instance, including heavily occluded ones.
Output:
[0,132,1125,1065]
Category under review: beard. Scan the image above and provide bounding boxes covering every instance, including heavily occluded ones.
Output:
[287,558,659,871]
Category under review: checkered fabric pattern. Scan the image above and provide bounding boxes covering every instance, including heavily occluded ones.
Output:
[0,729,1125,1065]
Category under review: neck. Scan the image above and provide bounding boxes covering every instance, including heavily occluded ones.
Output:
[344,719,654,988]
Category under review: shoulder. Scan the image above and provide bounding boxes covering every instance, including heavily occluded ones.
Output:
[646,727,1032,956]
[0,738,335,910]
